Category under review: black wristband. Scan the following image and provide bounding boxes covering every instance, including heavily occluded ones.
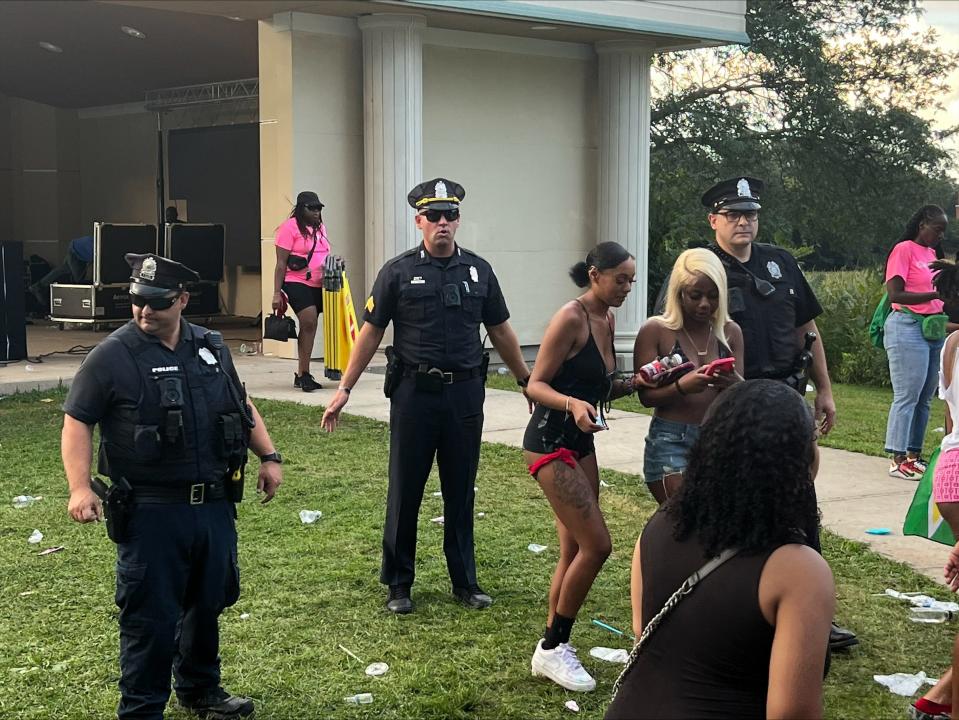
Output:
[517,376,530,388]
[674,378,687,396]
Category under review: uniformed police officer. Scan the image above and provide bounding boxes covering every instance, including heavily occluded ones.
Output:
[62,254,283,720]
[700,176,855,650]
[322,178,531,614]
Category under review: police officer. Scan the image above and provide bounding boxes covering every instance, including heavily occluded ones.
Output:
[700,176,854,650]
[62,254,283,720]
[322,178,531,614]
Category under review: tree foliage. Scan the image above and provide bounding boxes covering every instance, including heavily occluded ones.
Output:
[648,0,959,298]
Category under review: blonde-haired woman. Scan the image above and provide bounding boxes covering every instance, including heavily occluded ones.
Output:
[633,248,744,503]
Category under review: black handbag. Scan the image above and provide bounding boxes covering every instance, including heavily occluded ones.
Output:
[286,228,319,280]
[264,311,298,342]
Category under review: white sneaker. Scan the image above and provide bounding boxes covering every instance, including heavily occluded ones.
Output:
[531,639,596,692]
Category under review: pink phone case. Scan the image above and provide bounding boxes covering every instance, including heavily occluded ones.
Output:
[704,357,736,376]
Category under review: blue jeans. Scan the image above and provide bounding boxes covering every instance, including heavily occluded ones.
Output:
[643,416,700,485]
[883,310,943,455]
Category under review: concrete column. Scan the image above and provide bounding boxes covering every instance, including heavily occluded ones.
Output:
[358,14,425,288]
[596,40,654,355]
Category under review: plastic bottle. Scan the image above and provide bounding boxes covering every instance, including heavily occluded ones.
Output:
[344,693,374,705]
[13,495,38,508]
[638,353,683,383]
[909,607,955,623]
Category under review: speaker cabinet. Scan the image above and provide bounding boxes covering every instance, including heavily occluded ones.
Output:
[0,242,27,362]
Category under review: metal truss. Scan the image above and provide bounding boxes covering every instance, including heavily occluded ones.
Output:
[145,78,259,111]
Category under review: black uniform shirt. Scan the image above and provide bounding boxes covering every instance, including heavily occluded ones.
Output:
[64,319,245,482]
[363,243,510,371]
[713,242,822,380]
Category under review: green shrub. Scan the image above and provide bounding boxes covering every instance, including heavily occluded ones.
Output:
[806,269,890,387]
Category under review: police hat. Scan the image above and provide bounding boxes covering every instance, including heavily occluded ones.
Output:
[407,178,466,211]
[125,253,200,298]
[701,177,764,212]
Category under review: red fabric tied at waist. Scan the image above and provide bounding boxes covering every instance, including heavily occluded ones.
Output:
[528,448,580,477]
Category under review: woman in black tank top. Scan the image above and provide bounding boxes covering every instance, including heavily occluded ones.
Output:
[523,243,648,693]
[606,381,833,719]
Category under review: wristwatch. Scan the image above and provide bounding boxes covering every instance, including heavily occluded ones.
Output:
[259,451,283,464]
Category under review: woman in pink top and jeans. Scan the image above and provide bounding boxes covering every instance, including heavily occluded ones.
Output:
[271,191,331,392]
[883,204,949,479]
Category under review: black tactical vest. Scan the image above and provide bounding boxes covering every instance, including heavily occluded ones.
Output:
[96,323,250,486]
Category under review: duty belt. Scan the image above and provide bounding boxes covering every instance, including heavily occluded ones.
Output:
[130,480,228,505]
[402,365,484,384]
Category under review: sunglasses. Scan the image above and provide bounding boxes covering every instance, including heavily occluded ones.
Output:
[131,293,180,311]
[305,204,323,212]
[419,208,460,223]
[717,210,759,223]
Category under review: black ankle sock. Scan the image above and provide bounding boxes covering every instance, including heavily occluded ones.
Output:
[543,613,575,650]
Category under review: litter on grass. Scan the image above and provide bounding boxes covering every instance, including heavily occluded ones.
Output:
[345,693,373,705]
[599,480,611,488]
[298,510,322,524]
[431,516,445,525]
[27,529,43,544]
[885,589,959,614]
[240,613,250,620]
[909,608,954,624]
[589,647,630,664]
[432,491,442,497]
[591,618,636,641]
[477,512,486,518]
[873,671,935,696]
[565,700,580,713]
[365,662,389,677]
[866,528,892,535]
[13,495,42,508]
[528,543,547,553]
[38,546,65,556]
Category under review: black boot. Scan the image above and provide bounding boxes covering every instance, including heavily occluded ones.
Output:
[178,687,254,719]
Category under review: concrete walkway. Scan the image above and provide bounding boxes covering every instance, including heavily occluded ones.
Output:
[1,344,948,583]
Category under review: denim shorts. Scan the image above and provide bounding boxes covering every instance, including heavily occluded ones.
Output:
[643,416,700,485]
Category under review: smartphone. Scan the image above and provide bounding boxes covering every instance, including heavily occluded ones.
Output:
[590,412,608,430]
[703,357,736,376]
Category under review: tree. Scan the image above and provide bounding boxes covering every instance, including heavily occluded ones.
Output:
[648,0,958,298]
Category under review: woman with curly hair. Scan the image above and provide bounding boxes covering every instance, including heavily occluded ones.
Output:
[606,380,834,720]
[633,248,743,503]
[883,204,949,479]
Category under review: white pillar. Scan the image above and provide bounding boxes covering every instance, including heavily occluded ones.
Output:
[596,40,654,355]
[358,14,425,289]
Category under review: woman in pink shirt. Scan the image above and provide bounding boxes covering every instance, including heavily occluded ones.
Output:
[883,204,949,479]
[271,191,331,392]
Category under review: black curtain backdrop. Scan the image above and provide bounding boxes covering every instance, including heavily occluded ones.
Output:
[168,123,259,267]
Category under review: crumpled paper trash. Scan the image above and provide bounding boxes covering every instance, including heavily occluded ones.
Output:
[590,646,630,664]
[873,671,935,696]
[27,529,43,545]
[565,700,580,713]
[298,510,322,524]
[528,543,547,553]
[885,589,959,613]
[431,516,445,525]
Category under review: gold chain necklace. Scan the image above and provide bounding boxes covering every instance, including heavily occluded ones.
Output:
[682,324,712,357]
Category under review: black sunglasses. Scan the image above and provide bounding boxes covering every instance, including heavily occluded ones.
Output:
[419,208,460,223]
[131,293,180,311]
[305,204,323,212]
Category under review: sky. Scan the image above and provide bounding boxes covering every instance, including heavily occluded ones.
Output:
[917,0,959,179]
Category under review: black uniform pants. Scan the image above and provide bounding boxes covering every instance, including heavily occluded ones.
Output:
[115,500,239,720]
[381,375,485,589]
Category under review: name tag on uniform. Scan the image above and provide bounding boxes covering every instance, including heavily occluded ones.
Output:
[198,347,218,366]
[410,276,425,285]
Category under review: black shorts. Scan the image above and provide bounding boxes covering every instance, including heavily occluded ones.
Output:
[522,404,595,459]
[283,282,324,315]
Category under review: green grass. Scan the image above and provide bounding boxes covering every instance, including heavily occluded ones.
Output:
[488,374,948,460]
[1,388,957,718]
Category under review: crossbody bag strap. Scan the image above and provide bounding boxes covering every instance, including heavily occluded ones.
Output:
[610,547,739,700]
